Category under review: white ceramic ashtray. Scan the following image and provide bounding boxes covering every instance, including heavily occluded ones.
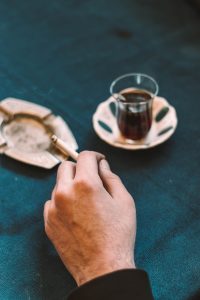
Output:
[93,96,178,150]
[0,98,78,168]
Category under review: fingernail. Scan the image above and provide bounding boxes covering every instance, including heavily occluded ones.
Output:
[100,159,110,170]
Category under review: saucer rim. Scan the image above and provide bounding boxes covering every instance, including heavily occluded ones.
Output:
[93,96,178,150]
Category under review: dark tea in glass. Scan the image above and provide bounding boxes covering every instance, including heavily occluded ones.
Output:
[117,88,153,140]
[110,73,159,140]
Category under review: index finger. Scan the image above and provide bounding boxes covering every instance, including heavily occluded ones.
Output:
[56,161,76,184]
[75,151,105,184]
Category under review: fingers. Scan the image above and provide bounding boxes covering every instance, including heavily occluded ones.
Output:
[50,161,76,204]
[56,161,76,184]
[99,159,129,198]
[44,200,51,223]
[75,151,105,184]
[50,161,76,206]
[44,200,57,239]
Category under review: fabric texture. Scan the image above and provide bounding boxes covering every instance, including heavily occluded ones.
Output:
[68,269,154,300]
[0,1,200,299]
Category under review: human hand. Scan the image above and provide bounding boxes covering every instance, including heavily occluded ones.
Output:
[44,151,136,286]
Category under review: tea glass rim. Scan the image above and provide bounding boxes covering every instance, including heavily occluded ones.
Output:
[109,73,159,104]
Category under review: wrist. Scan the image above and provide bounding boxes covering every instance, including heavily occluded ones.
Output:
[76,259,136,286]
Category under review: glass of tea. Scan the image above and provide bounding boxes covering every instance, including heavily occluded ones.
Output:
[110,73,159,140]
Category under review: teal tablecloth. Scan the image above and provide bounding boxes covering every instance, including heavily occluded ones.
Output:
[0,1,200,299]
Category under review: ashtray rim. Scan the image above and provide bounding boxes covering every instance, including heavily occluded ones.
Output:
[0,97,78,168]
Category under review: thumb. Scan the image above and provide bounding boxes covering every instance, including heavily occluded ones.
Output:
[99,159,128,198]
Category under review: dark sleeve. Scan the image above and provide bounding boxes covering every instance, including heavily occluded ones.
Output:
[67,269,154,300]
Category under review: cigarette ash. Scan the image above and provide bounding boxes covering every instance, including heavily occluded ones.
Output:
[2,116,51,153]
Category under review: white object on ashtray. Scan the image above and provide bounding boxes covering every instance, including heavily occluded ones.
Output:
[0,98,78,169]
[93,96,178,150]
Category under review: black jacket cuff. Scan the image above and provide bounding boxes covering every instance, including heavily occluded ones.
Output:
[67,269,154,300]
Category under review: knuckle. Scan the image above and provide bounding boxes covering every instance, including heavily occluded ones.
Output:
[89,150,102,156]
[79,150,102,159]
[79,150,91,158]
[126,194,135,208]
[49,206,56,218]
[57,161,64,171]
[74,178,92,190]
[45,208,58,233]
[51,187,56,199]
[57,161,65,175]
[44,200,50,220]
[46,205,56,221]
[44,220,48,232]
[53,184,73,209]
[106,171,121,182]
[54,185,68,202]
[74,178,101,193]
[61,161,76,168]
[112,173,121,181]
[44,200,50,211]
[44,222,51,237]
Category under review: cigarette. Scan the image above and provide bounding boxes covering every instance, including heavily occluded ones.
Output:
[51,135,79,161]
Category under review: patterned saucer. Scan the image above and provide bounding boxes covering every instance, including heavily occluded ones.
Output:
[93,96,178,150]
